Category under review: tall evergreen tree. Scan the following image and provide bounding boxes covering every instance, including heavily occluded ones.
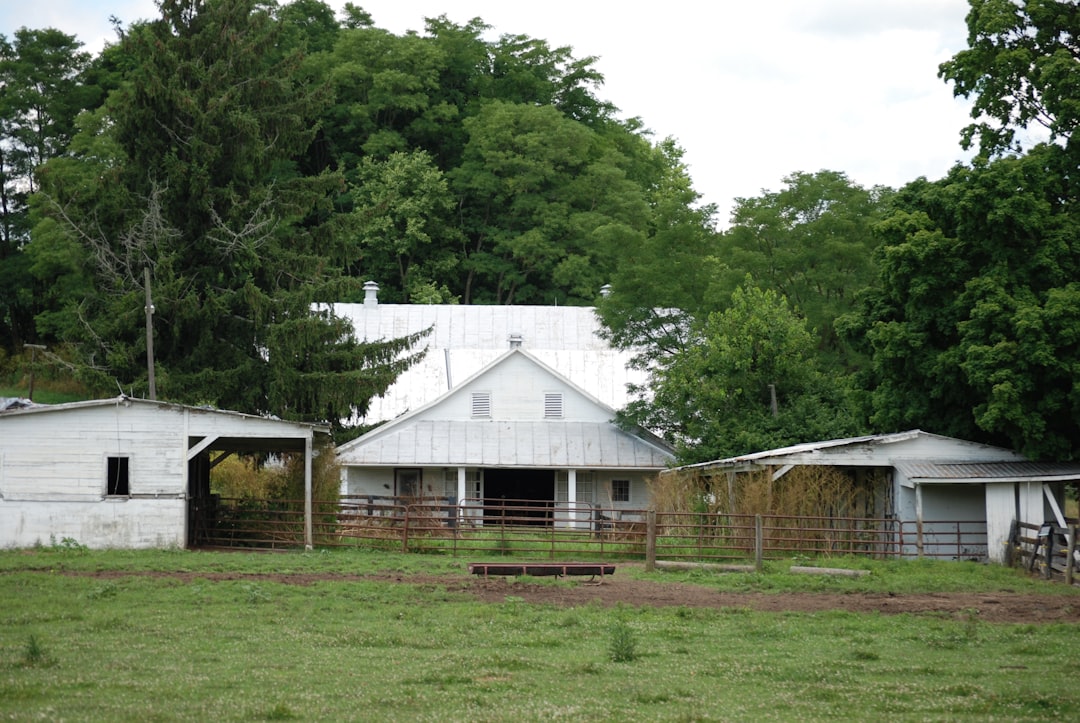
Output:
[29,0,423,424]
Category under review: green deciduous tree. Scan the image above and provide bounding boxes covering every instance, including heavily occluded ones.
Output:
[718,170,889,365]
[350,149,460,302]
[451,100,646,304]
[940,0,1080,158]
[845,146,1080,459]
[622,280,862,463]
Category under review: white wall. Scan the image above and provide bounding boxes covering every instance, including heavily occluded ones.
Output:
[0,403,187,500]
[1,498,186,549]
[895,482,988,559]
[414,352,612,424]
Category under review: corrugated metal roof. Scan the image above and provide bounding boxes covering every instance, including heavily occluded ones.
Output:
[0,395,329,434]
[668,430,928,473]
[895,460,1080,483]
[337,419,673,469]
[332,302,646,423]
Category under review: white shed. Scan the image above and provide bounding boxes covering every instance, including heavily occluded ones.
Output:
[337,348,674,525]
[671,430,1080,563]
[0,396,328,549]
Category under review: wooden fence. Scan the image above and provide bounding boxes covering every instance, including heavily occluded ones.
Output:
[1012,520,1080,584]
[194,496,989,563]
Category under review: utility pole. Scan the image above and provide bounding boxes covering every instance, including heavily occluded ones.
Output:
[144,267,157,400]
[23,344,46,401]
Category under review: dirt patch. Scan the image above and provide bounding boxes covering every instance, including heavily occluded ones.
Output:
[41,565,1080,624]
[455,575,1080,623]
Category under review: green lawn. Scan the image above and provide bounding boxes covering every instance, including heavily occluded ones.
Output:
[1,547,1078,721]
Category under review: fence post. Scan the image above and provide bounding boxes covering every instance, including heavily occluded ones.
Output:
[401,504,410,554]
[645,510,657,572]
[754,514,764,573]
[1066,525,1076,586]
[1044,527,1055,579]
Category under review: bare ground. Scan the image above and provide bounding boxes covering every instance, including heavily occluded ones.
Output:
[49,564,1080,624]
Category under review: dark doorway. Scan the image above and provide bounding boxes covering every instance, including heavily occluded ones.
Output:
[483,468,555,525]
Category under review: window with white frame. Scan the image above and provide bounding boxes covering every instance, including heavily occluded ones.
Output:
[443,468,481,499]
[471,391,491,418]
[577,474,594,504]
[610,479,630,503]
[544,392,563,419]
[555,471,594,503]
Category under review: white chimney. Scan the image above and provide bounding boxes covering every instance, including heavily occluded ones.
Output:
[363,280,379,308]
[599,284,612,298]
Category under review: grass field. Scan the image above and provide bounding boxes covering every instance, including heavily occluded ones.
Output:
[1,546,1079,721]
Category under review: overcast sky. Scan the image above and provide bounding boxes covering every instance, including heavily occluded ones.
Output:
[3,0,978,225]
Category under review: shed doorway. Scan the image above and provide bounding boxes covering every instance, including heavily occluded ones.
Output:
[483,468,555,525]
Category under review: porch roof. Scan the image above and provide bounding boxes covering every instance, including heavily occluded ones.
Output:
[336,419,673,469]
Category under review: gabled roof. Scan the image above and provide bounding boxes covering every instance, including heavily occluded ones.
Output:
[667,430,1023,475]
[333,301,646,424]
[0,395,329,452]
[337,348,673,469]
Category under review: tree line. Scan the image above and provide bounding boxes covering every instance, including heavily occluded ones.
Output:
[2,0,1079,464]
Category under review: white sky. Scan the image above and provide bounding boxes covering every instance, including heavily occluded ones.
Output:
[3,0,978,226]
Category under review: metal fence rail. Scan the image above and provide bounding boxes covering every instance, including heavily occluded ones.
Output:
[196,496,989,563]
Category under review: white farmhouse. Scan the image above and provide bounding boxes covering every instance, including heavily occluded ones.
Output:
[336,348,674,523]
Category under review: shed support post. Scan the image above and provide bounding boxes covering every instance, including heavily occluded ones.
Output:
[915,483,924,559]
[304,435,313,550]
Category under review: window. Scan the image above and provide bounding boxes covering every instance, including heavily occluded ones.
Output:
[471,391,491,418]
[544,392,563,419]
[610,479,630,503]
[577,474,594,504]
[443,468,481,499]
[107,456,130,496]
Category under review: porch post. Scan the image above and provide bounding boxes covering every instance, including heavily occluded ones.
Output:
[568,469,578,528]
[457,466,467,521]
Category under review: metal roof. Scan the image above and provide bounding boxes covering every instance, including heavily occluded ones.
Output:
[667,430,929,473]
[895,460,1080,484]
[664,430,1031,475]
[337,419,673,468]
[331,302,646,423]
[0,395,330,436]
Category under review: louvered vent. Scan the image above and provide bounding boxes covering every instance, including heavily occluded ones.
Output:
[544,392,563,419]
[471,391,491,418]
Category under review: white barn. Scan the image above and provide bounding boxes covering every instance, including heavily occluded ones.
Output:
[0,396,327,549]
[336,348,674,524]
[672,430,1080,563]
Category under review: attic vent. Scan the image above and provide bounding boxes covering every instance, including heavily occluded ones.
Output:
[544,392,563,419]
[471,391,491,418]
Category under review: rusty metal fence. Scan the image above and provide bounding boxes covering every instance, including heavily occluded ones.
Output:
[195,495,990,562]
